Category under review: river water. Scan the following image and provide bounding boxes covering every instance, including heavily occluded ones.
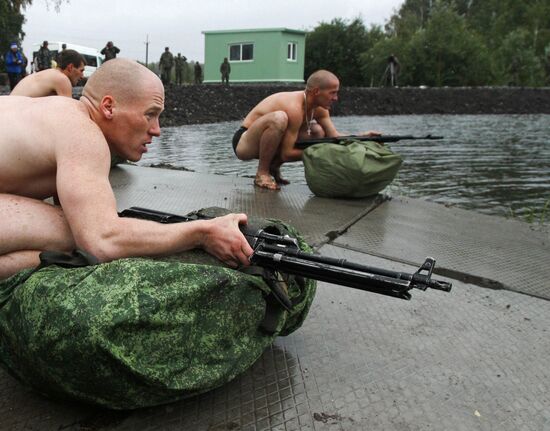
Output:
[138,114,550,223]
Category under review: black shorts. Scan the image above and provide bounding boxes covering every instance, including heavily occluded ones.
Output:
[232,126,248,155]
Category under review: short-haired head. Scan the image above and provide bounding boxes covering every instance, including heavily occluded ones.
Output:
[82,58,162,107]
[306,70,339,91]
[59,49,86,70]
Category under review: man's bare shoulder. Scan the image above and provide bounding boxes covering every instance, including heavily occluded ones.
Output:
[256,90,303,113]
[1,96,97,134]
[10,69,70,97]
[265,90,303,103]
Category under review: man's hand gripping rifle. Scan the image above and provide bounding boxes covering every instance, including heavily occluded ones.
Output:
[119,207,452,301]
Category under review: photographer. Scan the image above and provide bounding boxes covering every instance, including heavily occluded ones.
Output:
[4,43,24,90]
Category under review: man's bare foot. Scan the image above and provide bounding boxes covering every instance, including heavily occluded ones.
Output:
[254,174,280,190]
[270,167,290,185]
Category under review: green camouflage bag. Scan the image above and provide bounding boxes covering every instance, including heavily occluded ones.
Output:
[302,140,403,198]
[0,208,316,409]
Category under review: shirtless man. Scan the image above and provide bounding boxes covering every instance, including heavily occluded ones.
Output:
[0,58,253,280]
[11,49,85,97]
[233,70,343,190]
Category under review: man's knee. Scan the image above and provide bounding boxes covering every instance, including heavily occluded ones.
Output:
[267,111,289,133]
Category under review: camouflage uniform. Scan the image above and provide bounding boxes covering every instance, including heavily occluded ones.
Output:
[36,45,52,71]
[220,58,231,85]
[174,54,187,85]
[0,208,316,409]
[100,42,120,62]
[194,62,202,84]
[159,48,174,85]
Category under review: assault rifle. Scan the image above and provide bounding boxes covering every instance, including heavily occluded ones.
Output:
[119,207,452,301]
[295,134,444,149]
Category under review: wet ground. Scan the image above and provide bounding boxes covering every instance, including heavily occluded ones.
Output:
[1,166,549,430]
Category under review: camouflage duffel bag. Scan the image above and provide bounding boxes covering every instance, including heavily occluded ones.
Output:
[0,208,316,409]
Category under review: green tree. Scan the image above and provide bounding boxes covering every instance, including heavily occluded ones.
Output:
[305,18,380,86]
[494,29,545,86]
[1,1,66,62]
[410,3,492,86]
[0,0,28,61]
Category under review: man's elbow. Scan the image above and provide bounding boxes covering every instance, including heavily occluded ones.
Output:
[74,229,122,263]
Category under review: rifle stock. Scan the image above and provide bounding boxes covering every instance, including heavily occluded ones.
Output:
[295,134,444,149]
[119,207,452,300]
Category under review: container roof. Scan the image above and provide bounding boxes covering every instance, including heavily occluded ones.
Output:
[202,28,306,35]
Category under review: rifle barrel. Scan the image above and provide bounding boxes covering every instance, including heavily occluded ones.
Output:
[295,134,444,149]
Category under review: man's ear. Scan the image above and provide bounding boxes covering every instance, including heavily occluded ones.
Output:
[100,95,115,120]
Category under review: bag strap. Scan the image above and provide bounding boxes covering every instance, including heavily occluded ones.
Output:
[36,249,99,270]
[241,265,294,334]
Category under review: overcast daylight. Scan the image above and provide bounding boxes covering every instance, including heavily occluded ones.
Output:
[21,0,404,62]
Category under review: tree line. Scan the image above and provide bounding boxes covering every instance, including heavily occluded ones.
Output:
[3,0,549,87]
[305,0,550,87]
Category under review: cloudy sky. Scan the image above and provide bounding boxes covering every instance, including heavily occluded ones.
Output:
[21,0,404,63]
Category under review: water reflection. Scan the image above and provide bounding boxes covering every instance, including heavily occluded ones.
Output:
[138,114,550,220]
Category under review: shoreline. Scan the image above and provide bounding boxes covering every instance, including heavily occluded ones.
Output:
[3,84,549,126]
[158,85,550,127]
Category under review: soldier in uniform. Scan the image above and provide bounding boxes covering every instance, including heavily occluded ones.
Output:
[174,53,187,85]
[159,47,174,85]
[220,57,231,85]
[194,61,202,84]
[100,41,120,62]
[36,41,52,71]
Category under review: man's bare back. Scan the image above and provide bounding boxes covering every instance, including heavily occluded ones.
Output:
[11,69,72,97]
[0,96,101,198]
[242,91,304,131]
[11,50,85,98]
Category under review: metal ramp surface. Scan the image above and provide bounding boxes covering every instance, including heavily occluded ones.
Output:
[110,165,380,246]
[1,167,549,430]
[332,196,550,300]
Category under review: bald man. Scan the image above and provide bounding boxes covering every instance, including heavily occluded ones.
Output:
[11,49,86,97]
[0,58,253,280]
[233,70,352,190]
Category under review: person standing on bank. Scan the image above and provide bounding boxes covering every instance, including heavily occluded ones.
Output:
[194,61,202,84]
[4,43,24,90]
[36,40,52,71]
[220,57,231,85]
[388,54,400,87]
[159,47,174,85]
[101,41,120,62]
[175,53,187,85]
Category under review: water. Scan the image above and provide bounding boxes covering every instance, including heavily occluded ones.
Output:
[138,114,550,222]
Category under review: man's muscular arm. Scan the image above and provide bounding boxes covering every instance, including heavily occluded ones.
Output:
[55,119,252,267]
[315,108,339,138]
